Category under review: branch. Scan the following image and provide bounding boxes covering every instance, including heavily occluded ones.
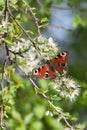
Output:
[16,64,73,128]
[28,78,73,128]
[0,0,9,129]
[8,8,31,39]
[2,0,9,29]
[22,0,41,35]
[0,56,10,129]
[7,6,41,55]
[36,0,43,7]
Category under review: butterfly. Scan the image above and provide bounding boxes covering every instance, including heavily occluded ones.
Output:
[33,51,68,80]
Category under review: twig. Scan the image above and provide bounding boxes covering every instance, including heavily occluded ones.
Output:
[30,78,73,128]
[22,0,41,35]
[2,0,9,29]
[7,6,41,55]
[31,77,73,128]
[0,1,73,129]
[29,77,48,99]
[7,1,38,40]
[36,0,43,7]
[0,56,10,129]
[8,9,30,39]
[0,0,9,129]
[8,48,29,56]
[15,64,73,128]
[17,7,34,21]
[48,100,73,128]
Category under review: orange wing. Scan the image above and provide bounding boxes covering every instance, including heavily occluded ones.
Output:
[33,64,56,79]
[52,51,68,74]
[33,51,68,79]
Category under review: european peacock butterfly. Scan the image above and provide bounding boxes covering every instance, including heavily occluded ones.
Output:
[33,51,68,79]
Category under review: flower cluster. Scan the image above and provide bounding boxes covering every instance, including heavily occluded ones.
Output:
[37,35,59,60]
[9,35,59,73]
[49,77,80,101]
[9,35,80,101]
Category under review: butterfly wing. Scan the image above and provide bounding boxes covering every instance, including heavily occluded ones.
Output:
[33,51,68,79]
[52,51,68,74]
[33,64,56,79]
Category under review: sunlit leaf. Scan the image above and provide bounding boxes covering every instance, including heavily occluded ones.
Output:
[33,105,46,119]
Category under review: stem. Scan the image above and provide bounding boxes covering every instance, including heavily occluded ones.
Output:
[36,0,43,7]
[15,65,73,128]
[0,56,10,128]
[22,0,41,35]
[30,78,73,128]
[0,0,9,128]
[2,0,9,29]
[8,7,41,55]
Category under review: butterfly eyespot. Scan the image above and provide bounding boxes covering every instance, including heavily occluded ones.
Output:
[61,63,65,67]
[62,52,64,55]
[33,51,68,79]
[44,73,49,79]
[34,70,38,73]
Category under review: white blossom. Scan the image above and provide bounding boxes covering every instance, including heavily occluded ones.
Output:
[9,35,80,101]
[9,35,59,73]
[49,77,80,101]
[45,110,53,116]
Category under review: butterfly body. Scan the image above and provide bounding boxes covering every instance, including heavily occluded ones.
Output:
[33,51,68,79]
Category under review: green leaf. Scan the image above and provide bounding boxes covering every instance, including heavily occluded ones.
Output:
[33,105,46,119]
[24,113,34,125]
[9,0,17,4]
[63,112,70,118]
[11,109,23,123]
[30,121,43,130]
[9,0,18,9]
[73,14,87,28]
[73,14,82,28]
[15,124,26,130]
[16,13,21,19]
[27,30,34,35]
[45,0,52,8]
[37,88,48,94]
[45,116,64,130]
[50,95,61,101]
[41,17,48,23]
[38,79,50,90]
[3,38,13,46]
[67,0,79,8]
[0,0,4,6]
